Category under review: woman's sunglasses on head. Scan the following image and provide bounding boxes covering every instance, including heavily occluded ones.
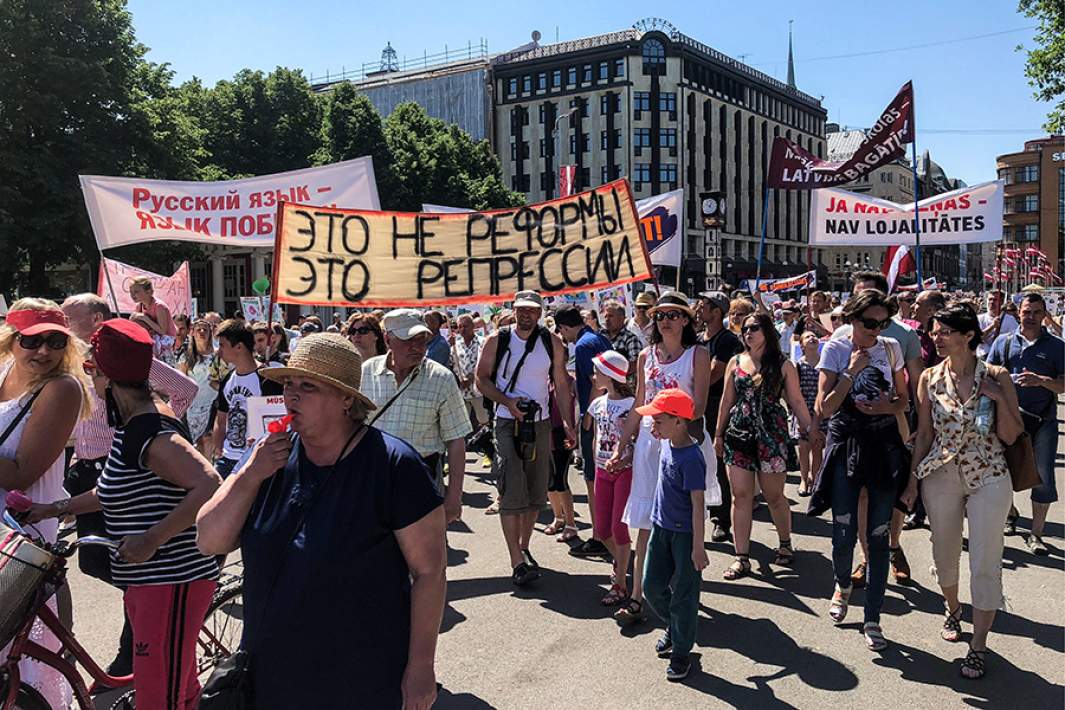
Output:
[17,332,69,351]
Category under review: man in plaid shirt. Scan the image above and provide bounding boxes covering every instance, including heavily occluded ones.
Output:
[601,300,641,379]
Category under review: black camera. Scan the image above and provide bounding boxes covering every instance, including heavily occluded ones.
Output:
[516,399,541,445]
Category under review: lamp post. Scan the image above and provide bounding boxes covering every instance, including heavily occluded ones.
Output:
[552,107,578,198]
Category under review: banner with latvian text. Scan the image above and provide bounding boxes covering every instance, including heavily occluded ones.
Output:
[808,180,1003,246]
[80,158,380,249]
[767,82,913,189]
[272,180,652,307]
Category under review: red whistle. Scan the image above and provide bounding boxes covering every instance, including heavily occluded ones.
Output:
[267,414,294,434]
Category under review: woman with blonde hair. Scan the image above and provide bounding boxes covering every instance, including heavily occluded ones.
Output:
[128,275,177,360]
[0,298,91,708]
[179,318,222,455]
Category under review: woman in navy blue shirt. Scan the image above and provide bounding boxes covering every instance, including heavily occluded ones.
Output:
[197,334,446,709]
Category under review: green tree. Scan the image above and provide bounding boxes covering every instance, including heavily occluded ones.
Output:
[0,0,143,295]
[1018,0,1065,133]
[313,82,396,198]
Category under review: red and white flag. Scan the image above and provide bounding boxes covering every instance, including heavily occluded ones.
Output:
[558,165,577,197]
[1004,248,1020,259]
[983,272,995,282]
[882,244,916,292]
[1026,246,1048,259]
[1002,256,1016,268]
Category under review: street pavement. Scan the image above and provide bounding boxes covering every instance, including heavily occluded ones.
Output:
[68,420,1064,709]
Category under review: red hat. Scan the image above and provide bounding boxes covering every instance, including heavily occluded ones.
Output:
[635,388,695,420]
[90,318,154,383]
[6,309,73,337]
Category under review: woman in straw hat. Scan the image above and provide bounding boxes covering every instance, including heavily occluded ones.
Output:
[197,333,446,710]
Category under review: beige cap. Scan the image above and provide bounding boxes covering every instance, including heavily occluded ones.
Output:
[381,309,431,340]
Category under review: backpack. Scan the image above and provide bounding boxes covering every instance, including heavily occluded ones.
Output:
[490,325,556,394]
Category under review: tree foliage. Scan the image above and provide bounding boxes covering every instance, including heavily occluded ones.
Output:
[1018,0,1065,133]
[0,1,521,296]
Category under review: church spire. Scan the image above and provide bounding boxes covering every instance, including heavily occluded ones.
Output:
[786,20,796,88]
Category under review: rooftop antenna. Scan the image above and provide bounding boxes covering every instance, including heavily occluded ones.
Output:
[737,53,752,64]
[786,20,796,87]
[381,41,398,72]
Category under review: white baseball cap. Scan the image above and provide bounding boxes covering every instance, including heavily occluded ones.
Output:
[592,350,630,383]
[382,309,431,340]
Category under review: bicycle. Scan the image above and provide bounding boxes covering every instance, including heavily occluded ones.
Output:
[196,560,244,681]
[0,508,135,710]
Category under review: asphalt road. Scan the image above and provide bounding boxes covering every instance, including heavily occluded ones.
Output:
[67,422,1064,709]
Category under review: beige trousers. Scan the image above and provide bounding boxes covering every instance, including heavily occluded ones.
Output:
[922,461,1012,610]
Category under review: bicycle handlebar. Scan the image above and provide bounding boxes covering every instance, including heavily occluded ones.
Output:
[3,509,120,553]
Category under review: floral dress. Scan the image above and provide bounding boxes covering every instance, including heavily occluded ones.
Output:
[723,364,791,474]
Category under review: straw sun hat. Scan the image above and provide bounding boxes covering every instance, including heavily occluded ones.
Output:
[262,333,377,411]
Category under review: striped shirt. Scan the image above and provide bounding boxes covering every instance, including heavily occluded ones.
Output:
[74,358,198,460]
[96,413,218,586]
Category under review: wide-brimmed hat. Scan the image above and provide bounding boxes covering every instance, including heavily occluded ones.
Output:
[648,290,693,318]
[593,350,630,383]
[262,333,377,410]
[634,292,657,308]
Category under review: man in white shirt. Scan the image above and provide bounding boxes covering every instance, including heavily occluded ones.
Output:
[977,289,1019,358]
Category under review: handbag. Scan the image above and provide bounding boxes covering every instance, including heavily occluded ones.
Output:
[1003,431,1040,492]
[723,359,762,460]
[198,424,364,709]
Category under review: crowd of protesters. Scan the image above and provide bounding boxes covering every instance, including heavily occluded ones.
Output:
[0,270,1061,705]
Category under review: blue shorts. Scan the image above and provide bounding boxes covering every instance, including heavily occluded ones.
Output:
[1027,413,1059,505]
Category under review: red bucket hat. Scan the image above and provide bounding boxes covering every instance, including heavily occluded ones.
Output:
[6,309,73,337]
[90,319,154,383]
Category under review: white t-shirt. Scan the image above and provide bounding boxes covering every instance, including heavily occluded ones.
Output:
[977,312,1018,357]
[587,394,635,468]
[215,369,280,461]
[817,336,903,403]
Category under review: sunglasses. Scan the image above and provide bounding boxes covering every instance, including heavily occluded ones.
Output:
[741,325,762,334]
[857,317,892,331]
[830,315,842,321]
[348,326,373,336]
[17,332,69,351]
[653,310,687,322]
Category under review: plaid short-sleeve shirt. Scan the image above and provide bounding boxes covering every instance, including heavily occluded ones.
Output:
[360,355,473,458]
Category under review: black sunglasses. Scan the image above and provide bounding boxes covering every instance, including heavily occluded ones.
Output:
[348,326,373,336]
[741,325,762,334]
[653,310,687,322]
[17,332,69,351]
[857,317,892,331]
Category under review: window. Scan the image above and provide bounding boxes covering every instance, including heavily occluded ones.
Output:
[569,97,588,118]
[601,130,609,150]
[540,172,552,191]
[1024,194,1038,212]
[552,69,561,88]
[1024,224,1039,241]
[538,104,546,123]
[634,164,652,183]
[633,91,651,112]
[642,39,665,64]
[614,129,622,148]
[579,167,590,189]
[633,128,651,147]
[567,67,577,85]
[511,174,530,192]
[601,166,611,184]
[1020,165,1039,182]
[660,164,678,185]
[522,75,531,93]
[614,58,625,77]
[537,73,546,91]
[659,92,677,113]
[599,62,609,80]
[539,138,547,157]
[659,128,677,148]
[997,168,1011,183]
[508,78,517,95]
[600,95,611,115]
[509,141,517,160]
[583,64,592,83]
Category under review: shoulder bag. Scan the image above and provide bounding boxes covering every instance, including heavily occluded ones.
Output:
[198,424,364,709]
[994,337,1041,491]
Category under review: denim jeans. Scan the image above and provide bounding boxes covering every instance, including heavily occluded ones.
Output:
[579,424,596,483]
[829,456,895,624]
[643,525,701,659]
[1028,413,1059,505]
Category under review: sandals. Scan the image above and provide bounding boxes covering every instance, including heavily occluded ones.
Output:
[960,645,988,679]
[941,606,963,642]
[863,623,887,651]
[556,526,579,542]
[773,541,795,567]
[723,555,752,580]
[485,501,500,515]
[543,520,566,536]
[614,598,645,626]
[829,584,852,624]
[600,584,628,606]
[797,482,812,497]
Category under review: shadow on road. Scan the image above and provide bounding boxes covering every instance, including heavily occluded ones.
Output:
[435,686,498,709]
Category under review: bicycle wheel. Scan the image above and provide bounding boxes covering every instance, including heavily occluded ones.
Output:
[108,688,136,710]
[0,678,50,710]
[197,581,244,680]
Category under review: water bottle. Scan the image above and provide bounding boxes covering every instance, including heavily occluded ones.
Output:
[974,395,995,436]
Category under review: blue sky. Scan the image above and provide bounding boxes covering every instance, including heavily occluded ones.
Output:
[128,0,1051,185]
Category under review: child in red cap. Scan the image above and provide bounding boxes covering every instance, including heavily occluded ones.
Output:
[635,387,707,681]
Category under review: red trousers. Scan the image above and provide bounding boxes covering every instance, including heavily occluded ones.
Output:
[124,579,216,710]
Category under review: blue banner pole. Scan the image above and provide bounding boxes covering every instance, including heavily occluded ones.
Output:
[755,181,770,289]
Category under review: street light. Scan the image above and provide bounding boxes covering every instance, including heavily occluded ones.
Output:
[553,107,578,197]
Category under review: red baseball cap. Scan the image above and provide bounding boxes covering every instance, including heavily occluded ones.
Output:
[90,318,154,383]
[635,388,695,420]
[6,309,73,337]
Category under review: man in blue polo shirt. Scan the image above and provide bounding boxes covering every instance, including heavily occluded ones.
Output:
[988,292,1065,555]
[555,304,612,557]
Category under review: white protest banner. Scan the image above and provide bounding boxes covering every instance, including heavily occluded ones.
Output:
[636,189,683,268]
[240,297,265,321]
[189,297,199,319]
[81,157,380,249]
[272,303,284,323]
[0,296,8,316]
[743,269,817,294]
[98,258,192,315]
[809,180,1003,246]
[246,395,288,442]
[274,180,651,307]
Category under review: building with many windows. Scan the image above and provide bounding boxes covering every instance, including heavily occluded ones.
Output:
[996,136,1065,279]
[491,21,828,292]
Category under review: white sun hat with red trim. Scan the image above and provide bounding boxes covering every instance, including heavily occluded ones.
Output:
[592,350,630,383]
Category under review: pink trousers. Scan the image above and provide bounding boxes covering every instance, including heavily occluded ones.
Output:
[594,467,633,545]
